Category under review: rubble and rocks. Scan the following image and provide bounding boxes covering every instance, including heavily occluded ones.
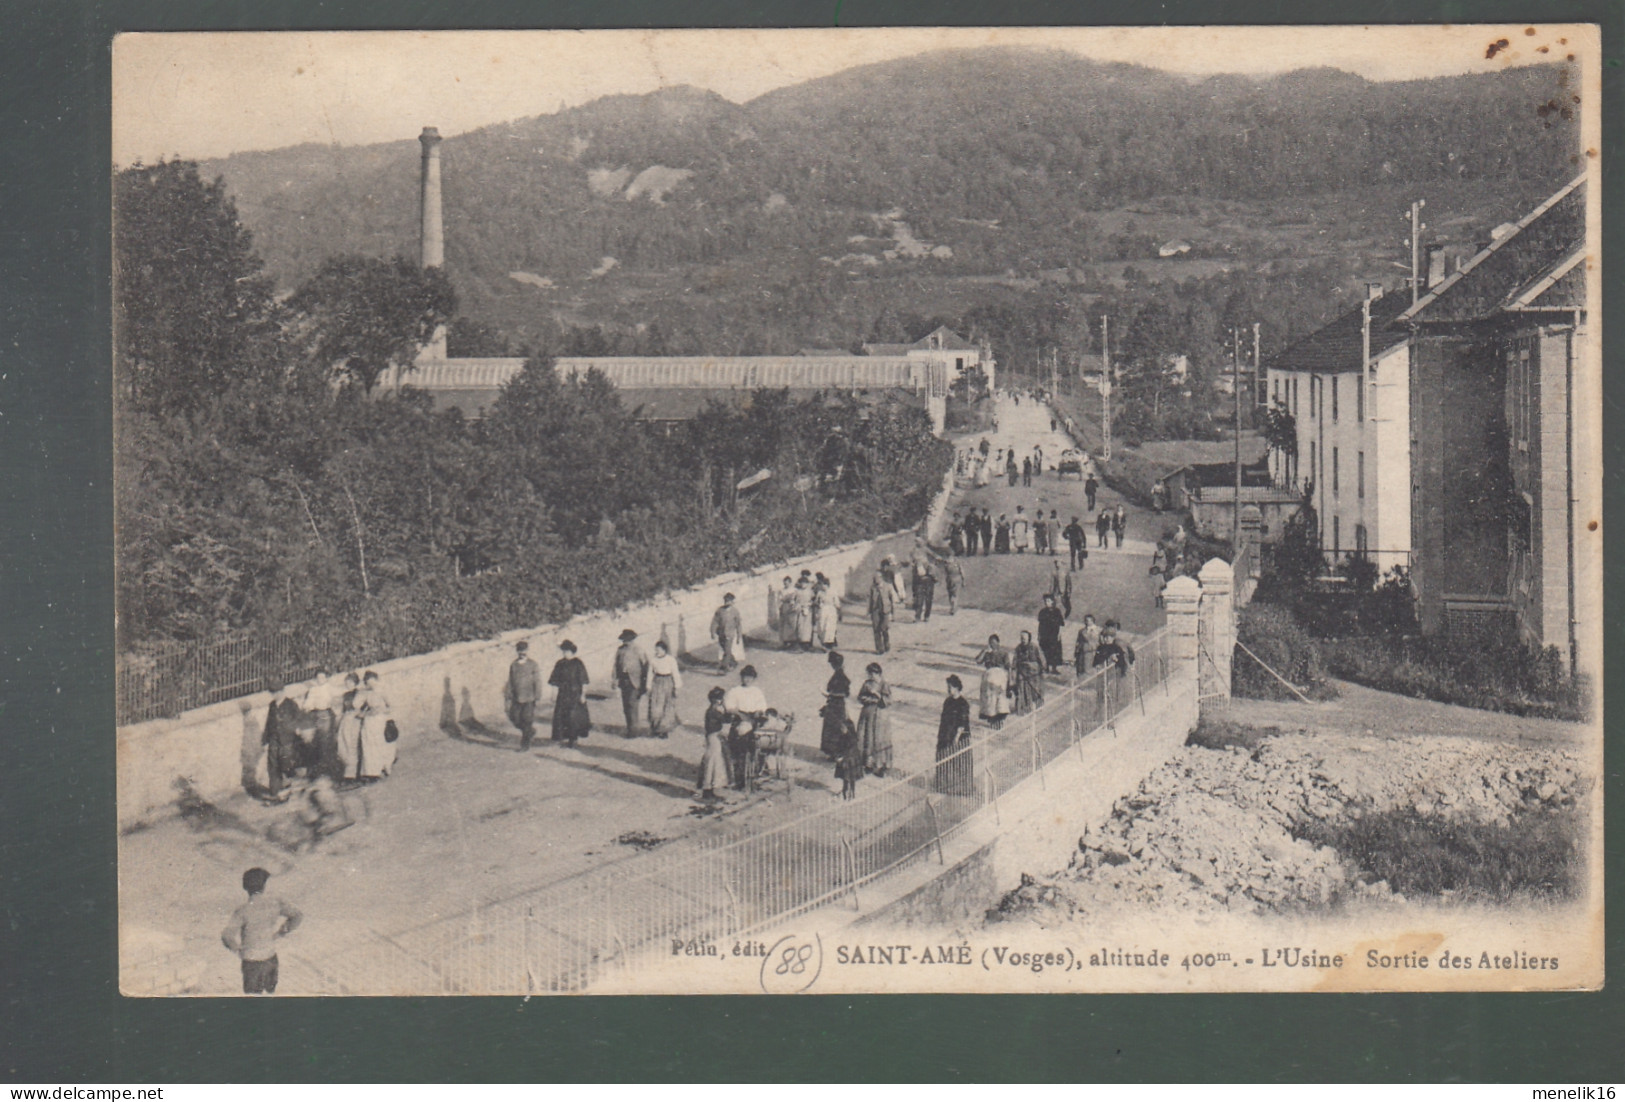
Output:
[992,732,1589,923]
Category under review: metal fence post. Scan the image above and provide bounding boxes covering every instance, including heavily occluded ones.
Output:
[924,796,946,865]
[842,836,861,910]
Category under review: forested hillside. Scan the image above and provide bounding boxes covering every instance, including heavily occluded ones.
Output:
[195,47,1579,377]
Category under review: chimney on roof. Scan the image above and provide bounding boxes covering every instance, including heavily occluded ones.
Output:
[1425,243,1447,289]
[419,127,444,269]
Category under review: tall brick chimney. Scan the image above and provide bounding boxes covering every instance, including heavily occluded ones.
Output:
[418,126,444,269]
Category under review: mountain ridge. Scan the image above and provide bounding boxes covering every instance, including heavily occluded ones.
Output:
[194,46,1577,354]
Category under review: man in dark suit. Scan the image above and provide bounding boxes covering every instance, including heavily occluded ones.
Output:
[262,682,303,800]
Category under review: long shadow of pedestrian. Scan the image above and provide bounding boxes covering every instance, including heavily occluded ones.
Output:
[450,687,516,750]
[540,747,695,800]
[914,659,977,674]
[440,677,460,739]
[567,739,699,787]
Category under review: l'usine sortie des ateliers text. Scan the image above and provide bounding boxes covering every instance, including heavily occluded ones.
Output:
[674,938,1560,975]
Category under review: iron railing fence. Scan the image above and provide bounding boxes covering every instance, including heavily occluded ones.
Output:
[294,629,1175,995]
[116,626,394,726]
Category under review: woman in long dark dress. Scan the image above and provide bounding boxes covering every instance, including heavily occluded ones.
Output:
[548,639,591,746]
[933,675,975,796]
[994,516,1011,554]
[818,651,852,757]
[1036,594,1067,673]
[1011,630,1045,714]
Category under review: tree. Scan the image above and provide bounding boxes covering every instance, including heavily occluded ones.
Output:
[114,160,281,414]
[1261,399,1298,465]
[287,256,456,392]
[482,358,660,545]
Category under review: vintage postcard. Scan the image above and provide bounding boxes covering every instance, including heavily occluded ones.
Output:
[113,26,1602,996]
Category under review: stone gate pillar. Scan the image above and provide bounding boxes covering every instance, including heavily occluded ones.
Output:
[1163,575,1202,682]
[1198,558,1234,702]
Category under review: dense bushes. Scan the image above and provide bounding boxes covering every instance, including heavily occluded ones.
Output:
[120,380,949,653]
[1098,450,1158,507]
[1252,540,1584,720]
[1321,632,1582,721]
[1296,807,1583,902]
[1234,604,1336,701]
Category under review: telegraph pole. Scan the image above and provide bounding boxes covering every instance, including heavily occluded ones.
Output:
[1233,326,1243,557]
[1252,321,1262,409]
[1100,316,1112,461]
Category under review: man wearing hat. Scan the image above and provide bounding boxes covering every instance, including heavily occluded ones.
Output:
[261,680,304,801]
[508,641,542,751]
[221,867,302,995]
[711,592,744,672]
[613,628,651,736]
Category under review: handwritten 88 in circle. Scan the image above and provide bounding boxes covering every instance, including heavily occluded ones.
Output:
[760,934,823,994]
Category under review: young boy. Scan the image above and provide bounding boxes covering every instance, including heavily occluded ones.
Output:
[221,867,303,995]
[833,715,862,800]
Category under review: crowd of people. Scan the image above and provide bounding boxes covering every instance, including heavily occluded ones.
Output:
[945,502,1130,562]
[259,668,398,805]
[479,392,1165,809]
[506,627,794,806]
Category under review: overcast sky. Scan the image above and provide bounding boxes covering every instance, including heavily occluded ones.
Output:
[113,25,1589,166]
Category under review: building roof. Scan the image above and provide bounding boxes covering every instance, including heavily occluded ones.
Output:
[1264,291,1411,375]
[1401,173,1587,325]
[617,386,925,422]
[556,355,920,390]
[405,356,525,390]
[863,326,978,358]
[916,325,979,351]
[1502,245,1586,311]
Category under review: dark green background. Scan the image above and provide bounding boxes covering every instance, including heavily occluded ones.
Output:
[3,0,1619,1082]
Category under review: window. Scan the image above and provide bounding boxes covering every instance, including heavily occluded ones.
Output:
[1309,444,1316,485]
[1332,446,1339,497]
[1357,374,1365,421]
[1355,523,1368,553]
[1292,378,1299,418]
[1332,515,1340,553]
[1514,346,1533,452]
[1357,451,1365,499]
[1332,377,1339,423]
[955,357,964,372]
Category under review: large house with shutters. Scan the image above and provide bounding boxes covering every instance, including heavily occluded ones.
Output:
[1398,172,1596,686]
